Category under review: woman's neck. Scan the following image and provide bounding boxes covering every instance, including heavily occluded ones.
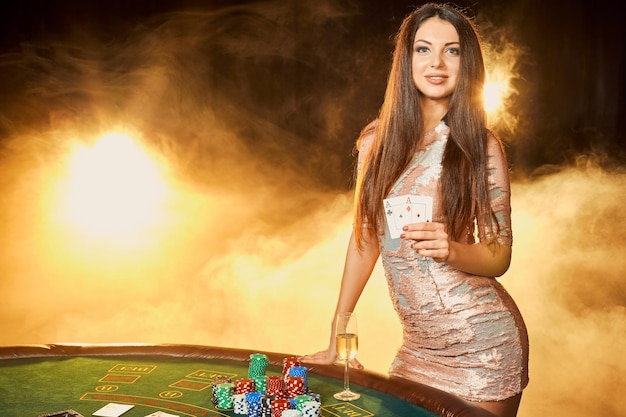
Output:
[420,99,449,134]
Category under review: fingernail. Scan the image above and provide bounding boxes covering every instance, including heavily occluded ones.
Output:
[400,233,406,239]
[402,226,408,231]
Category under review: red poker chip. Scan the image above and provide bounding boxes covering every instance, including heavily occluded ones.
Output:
[286,376,305,397]
[234,377,256,394]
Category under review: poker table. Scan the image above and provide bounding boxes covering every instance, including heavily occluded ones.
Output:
[0,344,495,417]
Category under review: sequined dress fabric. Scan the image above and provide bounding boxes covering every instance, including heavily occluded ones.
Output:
[358,122,529,402]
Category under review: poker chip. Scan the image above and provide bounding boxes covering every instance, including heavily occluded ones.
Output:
[246,392,263,417]
[293,394,314,409]
[246,391,263,403]
[252,375,267,392]
[282,356,300,380]
[211,376,233,405]
[247,402,262,417]
[266,375,285,397]
[235,377,257,395]
[248,353,269,378]
[281,411,303,417]
[260,395,273,417]
[215,382,235,410]
[270,398,290,417]
[233,393,248,415]
[287,366,308,391]
[285,376,305,397]
[305,392,320,402]
[299,400,321,417]
[247,402,261,417]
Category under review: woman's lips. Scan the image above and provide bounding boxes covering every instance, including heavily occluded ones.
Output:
[425,74,447,84]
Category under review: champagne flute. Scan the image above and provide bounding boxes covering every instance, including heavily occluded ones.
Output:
[333,312,360,401]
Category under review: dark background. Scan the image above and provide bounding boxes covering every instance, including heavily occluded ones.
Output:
[0,0,624,189]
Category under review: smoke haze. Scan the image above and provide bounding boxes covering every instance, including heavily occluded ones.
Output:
[0,1,624,417]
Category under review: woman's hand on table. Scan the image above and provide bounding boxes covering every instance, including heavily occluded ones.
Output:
[300,348,364,370]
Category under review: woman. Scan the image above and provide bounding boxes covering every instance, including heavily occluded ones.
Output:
[302,3,529,417]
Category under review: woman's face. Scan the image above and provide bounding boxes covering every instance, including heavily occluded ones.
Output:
[411,17,460,103]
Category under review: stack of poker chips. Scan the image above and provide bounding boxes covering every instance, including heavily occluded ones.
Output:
[245,392,263,417]
[235,377,257,395]
[260,395,272,417]
[249,353,270,378]
[282,357,306,398]
[211,375,232,405]
[249,353,270,394]
[270,398,291,417]
[282,357,300,381]
[285,375,306,398]
[233,393,248,414]
[287,366,308,388]
[265,375,284,397]
[214,382,235,410]
[212,352,321,417]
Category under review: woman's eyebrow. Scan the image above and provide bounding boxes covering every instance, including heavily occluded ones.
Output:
[414,39,460,46]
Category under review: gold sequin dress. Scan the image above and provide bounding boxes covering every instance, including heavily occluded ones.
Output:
[358,121,529,402]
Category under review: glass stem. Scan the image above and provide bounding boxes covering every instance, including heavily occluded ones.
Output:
[343,359,350,392]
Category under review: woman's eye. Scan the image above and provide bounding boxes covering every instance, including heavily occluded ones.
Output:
[414,46,429,54]
[446,47,460,55]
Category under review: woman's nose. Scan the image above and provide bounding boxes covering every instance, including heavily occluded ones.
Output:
[430,53,444,68]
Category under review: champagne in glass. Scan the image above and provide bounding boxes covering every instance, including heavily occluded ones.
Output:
[336,333,358,361]
[333,312,360,401]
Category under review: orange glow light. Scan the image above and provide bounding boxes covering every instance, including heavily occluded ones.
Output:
[56,131,168,242]
[484,80,506,114]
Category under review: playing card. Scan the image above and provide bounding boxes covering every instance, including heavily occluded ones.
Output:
[92,403,134,417]
[383,194,433,239]
[144,412,179,417]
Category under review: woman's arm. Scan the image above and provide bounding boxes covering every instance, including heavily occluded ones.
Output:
[401,223,511,277]
[447,239,511,277]
[300,229,380,366]
[334,229,380,313]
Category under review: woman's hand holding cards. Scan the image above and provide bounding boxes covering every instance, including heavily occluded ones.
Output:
[400,221,450,263]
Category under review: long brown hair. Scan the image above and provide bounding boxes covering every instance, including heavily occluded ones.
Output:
[354,3,494,248]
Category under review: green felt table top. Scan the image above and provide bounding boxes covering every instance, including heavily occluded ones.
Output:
[0,354,438,417]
